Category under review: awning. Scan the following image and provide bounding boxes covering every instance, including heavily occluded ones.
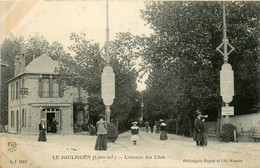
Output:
[30,103,72,107]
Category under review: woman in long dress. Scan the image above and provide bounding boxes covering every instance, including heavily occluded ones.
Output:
[201,117,208,146]
[160,121,168,140]
[131,122,140,145]
[38,119,47,142]
[94,115,107,151]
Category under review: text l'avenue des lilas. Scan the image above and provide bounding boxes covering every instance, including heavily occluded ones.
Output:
[52,154,166,160]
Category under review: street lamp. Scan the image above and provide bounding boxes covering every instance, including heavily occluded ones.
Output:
[101,0,115,123]
[216,2,235,130]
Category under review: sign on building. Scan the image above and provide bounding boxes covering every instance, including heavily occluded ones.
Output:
[220,63,234,103]
[222,106,234,116]
[101,65,115,106]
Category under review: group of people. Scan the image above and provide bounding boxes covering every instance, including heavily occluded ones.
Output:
[132,119,168,145]
[38,111,208,150]
[193,110,208,147]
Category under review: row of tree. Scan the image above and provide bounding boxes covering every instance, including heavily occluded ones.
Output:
[138,1,259,136]
[1,1,259,136]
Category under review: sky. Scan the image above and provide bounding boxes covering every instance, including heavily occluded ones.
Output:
[1,0,152,91]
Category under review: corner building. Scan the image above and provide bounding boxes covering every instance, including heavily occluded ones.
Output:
[7,54,82,134]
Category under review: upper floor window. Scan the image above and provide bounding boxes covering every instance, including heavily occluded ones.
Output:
[39,76,63,98]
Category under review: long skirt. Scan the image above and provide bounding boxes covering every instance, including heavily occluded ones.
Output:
[202,133,208,146]
[131,134,140,141]
[38,130,47,142]
[94,134,107,150]
[160,131,168,140]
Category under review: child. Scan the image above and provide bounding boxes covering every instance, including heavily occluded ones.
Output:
[131,122,140,145]
[160,120,168,140]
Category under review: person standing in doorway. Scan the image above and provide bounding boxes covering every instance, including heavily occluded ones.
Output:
[51,118,58,133]
[38,119,47,142]
[193,110,203,146]
[94,115,107,151]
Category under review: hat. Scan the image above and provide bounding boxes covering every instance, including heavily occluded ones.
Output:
[132,121,138,124]
[201,115,208,118]
[196,110,202,116]
[159,119,164,122]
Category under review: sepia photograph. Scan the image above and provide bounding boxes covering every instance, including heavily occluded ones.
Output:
[0,0,259,168]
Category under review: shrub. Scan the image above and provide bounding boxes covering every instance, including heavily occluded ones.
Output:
[81,124,88,131]
[107,123,119,142]
[89,125,96,135]
[166,119,176,134]
[220,124,237,142]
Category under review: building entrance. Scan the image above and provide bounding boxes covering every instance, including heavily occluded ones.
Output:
[41,108,60,133]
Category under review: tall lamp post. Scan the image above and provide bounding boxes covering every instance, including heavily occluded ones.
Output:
[101,0,115,123]
[216,2,235,131]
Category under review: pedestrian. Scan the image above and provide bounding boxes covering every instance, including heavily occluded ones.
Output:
[145,121,149,132]
[38,119,47,142]
[94,115,107,151]
[155,121,160,133]
[51,118,58,133]
[160,120,168,140]
[149,120,155,133]
[201,115,208,146]
[131,121,140,145]
[193,110,203,146]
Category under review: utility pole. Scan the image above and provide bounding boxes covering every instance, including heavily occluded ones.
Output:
[217,2,235,131]
[101,0,115,123]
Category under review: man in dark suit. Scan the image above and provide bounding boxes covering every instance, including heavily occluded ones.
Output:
[193,110,203,146]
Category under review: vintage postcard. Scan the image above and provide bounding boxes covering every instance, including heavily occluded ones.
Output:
[0,0,259,168]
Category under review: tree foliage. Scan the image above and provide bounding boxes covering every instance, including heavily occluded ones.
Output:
[0,34,66,125]
[57,32,142,131]
[139,1,259,136]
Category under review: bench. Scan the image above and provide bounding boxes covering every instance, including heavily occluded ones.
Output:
[250,128,260,142]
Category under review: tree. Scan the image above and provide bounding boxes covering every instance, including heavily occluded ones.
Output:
[57,32,142,132]
[1,35,24,125]
[139,1,259,136]
[0,34,66,126]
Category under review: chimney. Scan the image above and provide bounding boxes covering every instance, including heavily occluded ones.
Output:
[14,53,26,76]
[20,53,25,73]
[14,55,19,76]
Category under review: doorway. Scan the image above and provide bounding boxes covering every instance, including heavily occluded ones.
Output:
[41,108,60,133]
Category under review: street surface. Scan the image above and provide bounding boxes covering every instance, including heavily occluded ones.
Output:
[0,128,259,168]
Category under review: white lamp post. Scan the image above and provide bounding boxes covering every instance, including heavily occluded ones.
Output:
[216,2,235,129]
[101,0,115,123]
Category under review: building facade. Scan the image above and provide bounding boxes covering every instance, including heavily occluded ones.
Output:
[7,54,84,134]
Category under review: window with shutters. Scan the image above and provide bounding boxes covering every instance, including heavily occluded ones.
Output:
[39,76,63,98]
